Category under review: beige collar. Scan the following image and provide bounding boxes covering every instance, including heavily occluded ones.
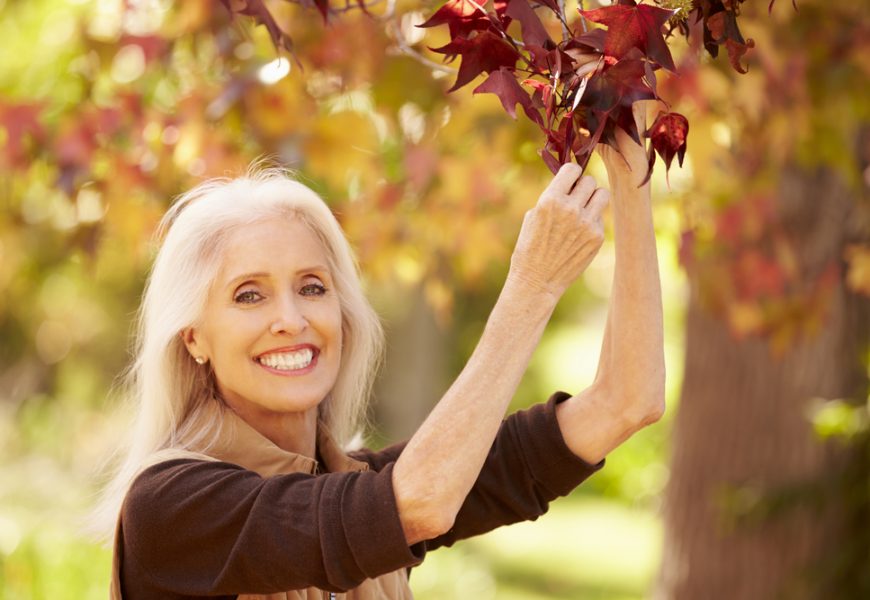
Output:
[204,409,369,478]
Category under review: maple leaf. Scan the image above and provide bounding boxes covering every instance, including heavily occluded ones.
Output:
[504,0,553,48]
[570,29,607,54]
[430,31,521,91]
[706,9,755,73]
[579,0,677,72]
[539,148,563,174]
[417,0,490,40]
[645,111,688,182]
[583,56,653,113]
[220,0,295,53]
[474,68,544,126]
[724,37,755,74]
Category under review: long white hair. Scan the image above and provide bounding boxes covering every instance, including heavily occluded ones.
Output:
[90,167,384,542]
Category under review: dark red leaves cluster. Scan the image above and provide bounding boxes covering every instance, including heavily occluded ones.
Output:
[220,0,759,179]
[422,0,687,177]
[418,0,761,177]
[668,0,756,74]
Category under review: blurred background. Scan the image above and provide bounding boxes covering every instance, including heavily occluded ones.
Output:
[0,0,867,598]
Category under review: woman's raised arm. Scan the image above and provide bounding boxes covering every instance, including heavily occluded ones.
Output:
[392,165,609,545]
[555,120,667,466]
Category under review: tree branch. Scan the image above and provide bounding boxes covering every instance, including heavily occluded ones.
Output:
[387,19,457,75]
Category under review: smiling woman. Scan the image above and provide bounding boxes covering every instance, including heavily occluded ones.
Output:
[181,219,344,457]
[92,127,665,599]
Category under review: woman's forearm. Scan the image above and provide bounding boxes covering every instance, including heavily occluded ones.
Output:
[556,169,666,465]
[601,176,665,414]
[392,276,556,545]
[392,164,609,545]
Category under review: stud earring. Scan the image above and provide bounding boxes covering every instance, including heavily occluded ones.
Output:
[194,356,207,365]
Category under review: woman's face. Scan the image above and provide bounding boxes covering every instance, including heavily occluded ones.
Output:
[184,217,343,420]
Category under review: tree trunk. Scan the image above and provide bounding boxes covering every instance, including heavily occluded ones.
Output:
[656,165,869,599]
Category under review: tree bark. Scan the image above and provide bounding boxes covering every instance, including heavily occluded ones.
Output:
[656,165,869,599]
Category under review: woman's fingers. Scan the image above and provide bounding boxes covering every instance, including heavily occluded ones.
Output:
[584,187,610,215]
[541,164,603,216]
[567,175,597,205]
[545,163,583,197]
[509,166,610,297]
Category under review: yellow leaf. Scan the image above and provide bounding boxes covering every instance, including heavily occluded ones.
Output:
[845,244,870,296]
[727,301,764,338]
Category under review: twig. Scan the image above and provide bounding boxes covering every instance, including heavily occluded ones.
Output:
[557,0,570,40]
[387,20,457,74]
[578,0,588,33]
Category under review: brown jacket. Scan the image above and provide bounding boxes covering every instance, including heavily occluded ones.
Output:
[111,393,604,599]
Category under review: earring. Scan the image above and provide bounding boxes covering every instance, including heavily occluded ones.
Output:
[194,356,207,365]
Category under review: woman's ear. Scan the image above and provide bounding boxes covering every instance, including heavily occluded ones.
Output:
[180,328,206,362]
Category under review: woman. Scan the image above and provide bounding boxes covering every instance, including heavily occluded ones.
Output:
[94,128,664,599]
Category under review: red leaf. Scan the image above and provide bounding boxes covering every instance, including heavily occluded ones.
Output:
[583,56,653,113]
[725,37,755,74]
[570,29,607,54]
[703,9,755,73]
[733,250,787,300]
[504,0,552,48]
[579,0,676,72]
[418,0,490,40]
[220,0,295,52]
[431,31,521,91]
[539,148,562,173]
[646,111,688,172]
[313,0,330,21]
[0,102,45,168]
[474,68,543,126]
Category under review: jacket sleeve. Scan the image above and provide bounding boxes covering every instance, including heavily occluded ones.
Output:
[424,391,604,550]
[120,460,424,596]
[350,391,605,552]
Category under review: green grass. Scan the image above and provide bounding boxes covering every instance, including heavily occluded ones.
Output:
[411,496,661,599]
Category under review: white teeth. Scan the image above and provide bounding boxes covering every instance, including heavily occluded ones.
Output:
[258,348,314,371]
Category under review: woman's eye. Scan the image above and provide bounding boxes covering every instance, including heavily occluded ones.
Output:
[300,282,327,297]
[234,290,263,304]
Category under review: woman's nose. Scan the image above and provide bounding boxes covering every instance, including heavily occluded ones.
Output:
[269,296,308,335]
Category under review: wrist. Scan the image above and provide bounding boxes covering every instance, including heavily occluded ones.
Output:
[606,168,650,195]
[503,270,562,312]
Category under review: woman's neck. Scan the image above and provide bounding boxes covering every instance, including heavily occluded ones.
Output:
[226,402,318,458]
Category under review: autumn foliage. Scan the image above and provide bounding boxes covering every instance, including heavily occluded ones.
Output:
[223,0,759,178]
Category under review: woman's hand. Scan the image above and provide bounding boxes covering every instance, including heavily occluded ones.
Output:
[597,101,652,190]
[508,164,609,299]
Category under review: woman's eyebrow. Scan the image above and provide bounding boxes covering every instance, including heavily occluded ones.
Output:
[225,271,270,289]
[225,266,331,289]
[299,265,330,276]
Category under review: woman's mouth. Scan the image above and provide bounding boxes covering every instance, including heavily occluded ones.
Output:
[256,347,317,373]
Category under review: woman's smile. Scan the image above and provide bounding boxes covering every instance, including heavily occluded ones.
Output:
[255,345,319,374]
